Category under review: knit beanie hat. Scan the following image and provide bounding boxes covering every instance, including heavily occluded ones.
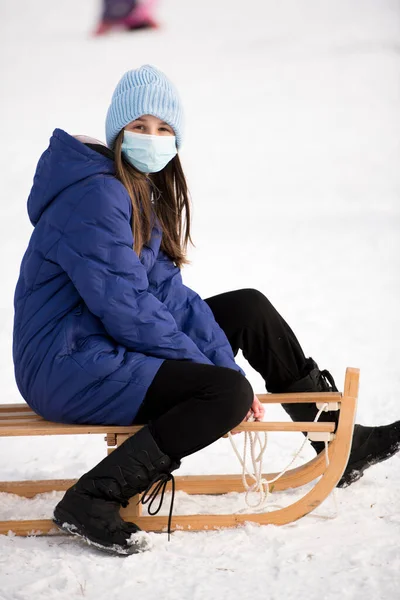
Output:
[105,64,184,149]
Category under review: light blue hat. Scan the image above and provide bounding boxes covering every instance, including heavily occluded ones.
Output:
[105,64,184,149]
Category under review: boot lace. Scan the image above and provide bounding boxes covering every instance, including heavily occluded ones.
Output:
[140,472,176,541]
[319,369,338,392]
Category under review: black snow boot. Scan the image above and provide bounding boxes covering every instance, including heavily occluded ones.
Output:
[281,358,400,487]
[281,356,340,447]
[53,426,179,556]
[283,357,339,395]
[337,421,400,487]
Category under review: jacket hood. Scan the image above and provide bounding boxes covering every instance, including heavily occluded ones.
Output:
[27,128,115,226]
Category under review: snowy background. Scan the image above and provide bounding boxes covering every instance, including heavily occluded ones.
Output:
[1,0,400,598]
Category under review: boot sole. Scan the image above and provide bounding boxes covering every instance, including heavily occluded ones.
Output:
[53,507,150,556]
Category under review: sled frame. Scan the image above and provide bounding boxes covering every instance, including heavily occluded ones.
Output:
[0,367,359,536]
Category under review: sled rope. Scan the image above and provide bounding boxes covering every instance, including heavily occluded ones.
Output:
[228,403,330,509]
[322,439,339,518]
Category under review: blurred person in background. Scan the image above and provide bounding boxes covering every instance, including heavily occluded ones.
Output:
[13,65,400,556]
[94,0,158,35]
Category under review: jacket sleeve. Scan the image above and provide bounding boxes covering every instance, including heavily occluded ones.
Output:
[57,178,213,365]
[148,257,246,377]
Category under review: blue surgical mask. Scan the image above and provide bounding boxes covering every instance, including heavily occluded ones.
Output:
[121,130,177,173]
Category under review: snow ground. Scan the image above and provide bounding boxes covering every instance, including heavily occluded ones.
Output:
[0,1,399,599]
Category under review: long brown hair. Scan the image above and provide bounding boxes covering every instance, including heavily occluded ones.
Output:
[114,130,194,269]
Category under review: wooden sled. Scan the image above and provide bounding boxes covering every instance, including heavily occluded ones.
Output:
[0,367,359,536]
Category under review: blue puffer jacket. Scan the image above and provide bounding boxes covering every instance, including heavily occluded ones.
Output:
[13,129,244,425]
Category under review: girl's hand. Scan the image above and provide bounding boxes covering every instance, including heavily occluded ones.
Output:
[231,395,264,435]
[245,394,265,421]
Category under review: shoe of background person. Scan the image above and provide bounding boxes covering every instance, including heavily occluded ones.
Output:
[94,18,158,35]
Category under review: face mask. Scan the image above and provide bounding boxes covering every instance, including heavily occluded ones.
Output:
[121,130,177,173]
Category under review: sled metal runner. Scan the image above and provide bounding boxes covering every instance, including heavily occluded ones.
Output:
[0,368,359,536]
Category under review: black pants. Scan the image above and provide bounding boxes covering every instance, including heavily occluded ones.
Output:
[134,288,314,460]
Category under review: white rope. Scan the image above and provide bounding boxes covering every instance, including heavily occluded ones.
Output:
[228,403,330,509]
[323,438,339,518]
[228,416,268,508]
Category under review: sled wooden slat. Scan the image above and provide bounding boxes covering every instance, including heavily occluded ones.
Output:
[0,392,341,412]
[0,404,34,412]
[257,392,342,403]
[0,420,335,437]
[0,450,330,498]
[0,367,359,537]
[0,412,42,420]
[227,421,336,432]
[0,422,143,437]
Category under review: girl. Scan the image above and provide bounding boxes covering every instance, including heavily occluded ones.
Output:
[13,65,400,556]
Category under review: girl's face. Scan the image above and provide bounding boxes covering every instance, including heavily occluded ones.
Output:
[125,114,174,137]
